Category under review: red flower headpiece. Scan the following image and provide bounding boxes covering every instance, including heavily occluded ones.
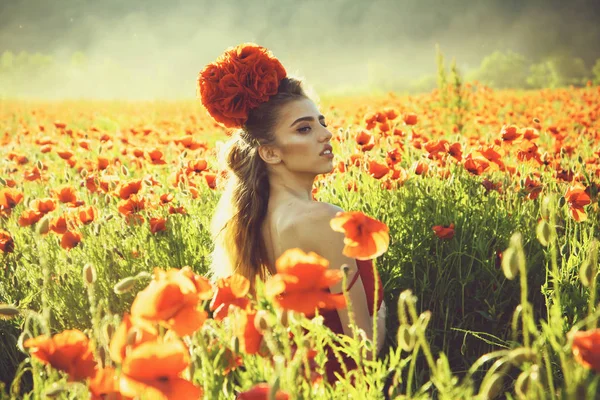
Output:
[197,43,287,129]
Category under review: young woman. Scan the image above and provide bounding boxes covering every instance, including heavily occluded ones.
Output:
[198,43,386,381]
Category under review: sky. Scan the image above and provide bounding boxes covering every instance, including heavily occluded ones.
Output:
[1,0,599,99]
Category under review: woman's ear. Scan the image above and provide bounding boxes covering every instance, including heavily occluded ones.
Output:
[258,144,281,165]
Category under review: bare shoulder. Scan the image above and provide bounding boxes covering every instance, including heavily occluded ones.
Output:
[287,201,347,256]
[289,201,344,231]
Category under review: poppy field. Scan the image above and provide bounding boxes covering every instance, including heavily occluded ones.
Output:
[1,79,600,399]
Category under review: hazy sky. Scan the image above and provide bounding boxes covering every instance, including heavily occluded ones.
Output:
[1,0,599,98]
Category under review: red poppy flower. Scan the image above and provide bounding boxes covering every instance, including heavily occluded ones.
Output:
[432,223,455,240]
[131,266,213,336]
[571,329,600,373]
[232,306,263,355]
[209,274,251,321]
[500,124,521,141]
[368,160,390,179]
[118,179,143,200]
[403,113,418,125]
[79,206,97,225]
[119,339,202,400]
[149,217,167,234]
[236,383,290,400]
[88,367,121,400]
[24,329,97,381]
[118,195,146,216]
[330,211,390,260]
[264,249,346,317]
[54,185,80,205]
[109,313,158,364]
[0,230,14,253]
[18,209,43,227]
[31,198,56,214]
[565,184,591,222]
[61,230,82,250]
[0,188,24,211]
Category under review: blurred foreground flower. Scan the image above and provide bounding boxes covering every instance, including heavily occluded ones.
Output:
[236,383,290,400]
[119,339,202,400]
[330,211,390,260]
[131,266,213,336]
[571,328,600,373]
[265,249,346,317]
[210,274,251,321]
[24,329,97,381]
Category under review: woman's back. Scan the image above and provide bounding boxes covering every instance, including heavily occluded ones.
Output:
[262,197,340,273]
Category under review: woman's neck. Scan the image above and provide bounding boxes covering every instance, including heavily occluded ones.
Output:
[268,170,316,202]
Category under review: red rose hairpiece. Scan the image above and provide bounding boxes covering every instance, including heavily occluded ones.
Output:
[197,43,287,129]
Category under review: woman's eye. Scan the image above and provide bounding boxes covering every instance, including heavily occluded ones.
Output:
[297,126,311,133]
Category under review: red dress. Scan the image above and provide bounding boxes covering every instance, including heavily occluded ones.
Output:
[320,259,385,383]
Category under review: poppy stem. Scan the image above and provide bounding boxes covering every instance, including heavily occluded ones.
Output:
[372,257,379,362]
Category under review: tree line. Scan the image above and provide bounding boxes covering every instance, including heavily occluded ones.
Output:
[1,49,599,99]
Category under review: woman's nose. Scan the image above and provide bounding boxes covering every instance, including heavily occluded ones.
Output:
[321,127,333,141]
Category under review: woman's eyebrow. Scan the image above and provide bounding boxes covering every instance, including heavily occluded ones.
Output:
[289,114,325,128]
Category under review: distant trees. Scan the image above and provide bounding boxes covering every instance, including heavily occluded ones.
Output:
[465,49,595,90]
[467,50,530,89]
[592,59,600,85]
[0,48,598,99]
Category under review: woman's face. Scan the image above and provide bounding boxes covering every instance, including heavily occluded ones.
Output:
[269,97,334,175]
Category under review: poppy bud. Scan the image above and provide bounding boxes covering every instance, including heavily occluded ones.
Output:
[536,220,551,247]
[36,216,50,235]
[36,160,44,170]
[0,304,19,319]
[17,330,31,352]
[397,290,415,325]
[502,248,519,280]
[417,311,431,330]
[83,263,96,285]
[397,325,416,352]
[341,264,350,278]
[121,165,129,176]
[114,276,137,294]
[277,308,290,328]
[579,240,598,288]
[254,309,270,334]
[231,335,240,354]
[558,196,566,208]
[579,259,598,287]
[103,322,115,343]
[80,169,88,178]
[540,196,551,219]
[126,328,139,347]
[0,177,5,186]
